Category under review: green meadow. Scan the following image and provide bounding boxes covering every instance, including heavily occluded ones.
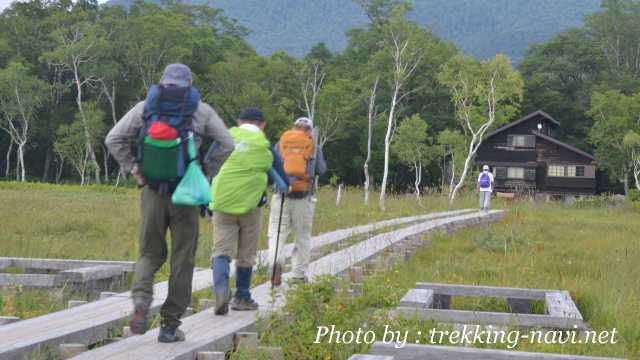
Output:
[1,182,638,359]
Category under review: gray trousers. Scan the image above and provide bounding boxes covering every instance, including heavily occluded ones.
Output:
[479,191,492,210]
[268,193,316,279]
[131,186,199,328]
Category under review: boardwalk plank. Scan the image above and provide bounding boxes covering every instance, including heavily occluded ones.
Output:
[391,306,587,330]
[371,343,622,360]
[415,283,554,300]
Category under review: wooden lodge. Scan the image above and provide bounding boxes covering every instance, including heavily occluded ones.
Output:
[475,110,597,195]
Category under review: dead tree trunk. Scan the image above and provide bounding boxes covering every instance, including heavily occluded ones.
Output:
[364,77,379,205]
[4,139,12,178]
[72,63,101,185]
[301,63,325,124]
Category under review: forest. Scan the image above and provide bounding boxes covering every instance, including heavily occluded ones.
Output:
[1,0,640,202]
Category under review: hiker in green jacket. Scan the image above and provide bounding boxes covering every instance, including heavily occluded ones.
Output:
[209,107,288,315]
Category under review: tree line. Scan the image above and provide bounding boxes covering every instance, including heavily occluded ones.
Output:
[1,0,640,206]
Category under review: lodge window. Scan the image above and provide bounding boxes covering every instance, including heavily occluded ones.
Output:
[513,135,526,147]
[507,134,535,148]
[548,165,565,177]
[549,165,587,177]
[568,165,585,177]
[507,167,524,179]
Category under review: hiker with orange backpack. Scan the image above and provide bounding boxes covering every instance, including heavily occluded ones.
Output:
[268,117,326,286]
[105,64,234,343]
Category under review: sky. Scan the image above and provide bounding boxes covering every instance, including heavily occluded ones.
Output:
[0,0,13,11]
[0,0,109,11]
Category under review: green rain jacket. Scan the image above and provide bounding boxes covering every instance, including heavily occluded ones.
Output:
[210,125,273,215]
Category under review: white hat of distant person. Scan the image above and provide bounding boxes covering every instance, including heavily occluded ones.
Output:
[294,117,313,128]
[483,165,489,171]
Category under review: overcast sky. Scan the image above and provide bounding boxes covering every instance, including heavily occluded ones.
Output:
[0,0,108,11]
[0,0,13,11]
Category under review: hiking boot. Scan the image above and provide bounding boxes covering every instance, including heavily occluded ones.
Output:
[214,287,232,315]
[129,298,151,335]
[157,325,185,343]
[271,263,283,287]
[230,297,259,311]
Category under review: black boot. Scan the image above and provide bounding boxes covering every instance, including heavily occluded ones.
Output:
[129,296,151,335]
[157,324,186,343]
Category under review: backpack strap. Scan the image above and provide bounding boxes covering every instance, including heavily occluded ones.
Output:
[175,87,194,135]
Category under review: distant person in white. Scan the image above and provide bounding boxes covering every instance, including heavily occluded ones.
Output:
[477,165,494,212]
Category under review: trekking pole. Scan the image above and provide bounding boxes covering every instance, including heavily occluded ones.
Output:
[271,193,286,289]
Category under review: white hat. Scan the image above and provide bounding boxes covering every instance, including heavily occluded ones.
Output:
[294,117,313,128]
[483,165,489,171]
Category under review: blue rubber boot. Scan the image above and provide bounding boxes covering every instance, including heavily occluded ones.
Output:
[231,266,258,311]
[212,256,231,315]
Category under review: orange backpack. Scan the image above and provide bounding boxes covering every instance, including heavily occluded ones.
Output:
[279,129,315,192]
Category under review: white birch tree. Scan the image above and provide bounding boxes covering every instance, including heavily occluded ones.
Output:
[392,114,432,199]
[437,129,466,198]
[44,22,108,184]
[0,62,48,182]
[623,130,640,190]
[589,91,640,196]
[378,17,424,211]
[54,102,106,186]
[364,76,379,205]
[300,62,325,124]
[438,54,523,203]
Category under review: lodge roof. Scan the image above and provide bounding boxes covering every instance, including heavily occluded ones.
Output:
[485,110,561,140]
[532,131,595,161]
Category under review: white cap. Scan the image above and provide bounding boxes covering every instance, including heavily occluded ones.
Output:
[294,117,313,128]
[483,165,489,171]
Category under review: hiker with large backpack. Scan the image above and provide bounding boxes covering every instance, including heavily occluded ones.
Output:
[105,64,234,343]
[268,117,326,286]
[209,108,288,315]
[477,164,494,212]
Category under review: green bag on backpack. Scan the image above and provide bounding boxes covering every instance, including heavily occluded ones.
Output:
[171,134,212,206]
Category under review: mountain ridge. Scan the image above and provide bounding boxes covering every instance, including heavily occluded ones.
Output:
[106,0,603,62]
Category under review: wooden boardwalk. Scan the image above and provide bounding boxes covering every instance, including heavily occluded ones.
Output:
[0,269,213,360]
[72,210,503,360]
[0,209,473,360]
[252,209,474,265]
[0,257,136,272]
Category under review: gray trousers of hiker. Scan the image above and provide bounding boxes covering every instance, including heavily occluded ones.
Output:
[131,186,199,328]
[479,190,492,211]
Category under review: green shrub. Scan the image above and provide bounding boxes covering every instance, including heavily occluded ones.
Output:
[628,189,640,202]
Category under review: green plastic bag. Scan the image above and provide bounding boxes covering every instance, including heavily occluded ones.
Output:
[172,134,212,206]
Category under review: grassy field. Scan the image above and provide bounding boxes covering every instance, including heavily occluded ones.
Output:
[1,182,638,359]
[251,200,640,359]
[0,181,474,319]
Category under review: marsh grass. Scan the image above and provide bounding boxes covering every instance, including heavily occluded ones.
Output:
[255,200,640,359]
